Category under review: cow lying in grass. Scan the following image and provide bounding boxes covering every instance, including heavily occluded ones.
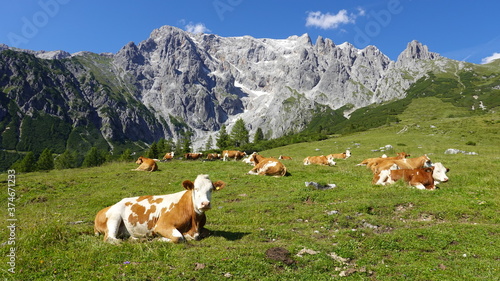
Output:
[373,162,449,190]
[94,174,225,243]
[133,156,158,172]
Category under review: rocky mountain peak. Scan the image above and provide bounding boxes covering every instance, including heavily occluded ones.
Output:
[397,40,439,62]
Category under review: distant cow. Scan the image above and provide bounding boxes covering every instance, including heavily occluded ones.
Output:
[373,166,436,190]
[303,155,336,166]
[222,150,247,161]
[247,153,287,177]
[133,156,158,172]
[206,153,221,160]
[184,153,203,160]
[278,155,293,160]
[327,150,351,159]
[94,174,226,243]
[358,152,410,168]
[372,155,432,174]
[162,152,175,161]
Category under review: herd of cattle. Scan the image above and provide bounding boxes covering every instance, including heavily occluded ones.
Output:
[95,149,450,243]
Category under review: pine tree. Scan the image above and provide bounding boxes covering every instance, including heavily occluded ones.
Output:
[118,149,133,162]
[12,151,37,173]
[146,142,159,159]
[230,118,249,147]
[36,148,54,171]
[83,147,105,167]
[55,150,77,169]
[253,127,264,143]
[205,135,213,151]
[216,125,231,149]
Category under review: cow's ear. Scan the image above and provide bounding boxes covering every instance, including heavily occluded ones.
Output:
[182,180,194,190]
[213,181,226,191]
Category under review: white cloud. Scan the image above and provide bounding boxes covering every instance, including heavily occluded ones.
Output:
[185,22,211,34]
[306,9,365,30]
[481,52,500,64]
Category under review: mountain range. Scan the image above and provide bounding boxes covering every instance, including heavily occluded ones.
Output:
[0,25,498,162]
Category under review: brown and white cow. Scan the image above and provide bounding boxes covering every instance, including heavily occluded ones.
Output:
[327,150,351,160]
[373,166,436,190]
[303,155,336,166]
[133,156,158,172]
[162,152,175,161]
[184,153,203,160]
[222,150,247,161]
[431,162,449,184]
[358,152,410,168]
[94,174,226,243]
[247,153,287,177]
[206,153,221,160]
[372,155,432,174]
[278,155,293,160]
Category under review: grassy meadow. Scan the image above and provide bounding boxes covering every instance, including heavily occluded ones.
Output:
[1,97,499,280]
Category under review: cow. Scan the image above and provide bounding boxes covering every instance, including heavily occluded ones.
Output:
[184,153,203,160]
[94,174,226,243]
[222,150,247,161]
[303,155,336,166]
[357,152,410,168]
[278,155,293,160]
[372,155,432,174]
[373,166,436,190]
[133,156,158,172]
[162,152,174,161]
[247,153,287,177]
[206,153,221,160]
[327,150,351,159]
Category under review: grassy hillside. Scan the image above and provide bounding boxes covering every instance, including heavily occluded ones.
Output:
[1,97,499,280]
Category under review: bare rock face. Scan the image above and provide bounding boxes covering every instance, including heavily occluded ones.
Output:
[1,25,446,150]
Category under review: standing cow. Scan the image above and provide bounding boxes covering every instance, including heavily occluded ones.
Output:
[94,174,226,243]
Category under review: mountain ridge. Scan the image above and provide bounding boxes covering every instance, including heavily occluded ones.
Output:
[1,25,497,161]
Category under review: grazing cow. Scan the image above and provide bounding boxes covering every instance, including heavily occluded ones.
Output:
[94,174,226,243]
[278,155,293,160]
[222,150,247,161]
[247,153,287,177]
[162,152,175,161]
[373,155,432,174]
[206,153,221,160]
[358,152,410,168]
[133,156,158,172]
[327,150,351,159]
[303,155,336,166]
[184,153,203,160]
[373,166,436,190]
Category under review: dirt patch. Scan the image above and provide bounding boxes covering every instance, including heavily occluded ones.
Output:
[265,247,295,265]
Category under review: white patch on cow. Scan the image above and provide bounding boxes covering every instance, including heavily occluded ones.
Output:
[415,184,426,190]
[192,174,215,214]
[376,170,391,185]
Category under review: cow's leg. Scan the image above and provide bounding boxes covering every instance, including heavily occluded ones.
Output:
[155,227,185,243]
[105,215,123,243]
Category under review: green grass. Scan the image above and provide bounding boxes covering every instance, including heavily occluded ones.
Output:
[1,98,499,280]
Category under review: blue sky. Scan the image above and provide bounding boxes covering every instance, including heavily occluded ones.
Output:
[1,0,499,64]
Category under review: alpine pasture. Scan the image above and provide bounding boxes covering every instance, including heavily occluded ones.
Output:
[1,98,499,280]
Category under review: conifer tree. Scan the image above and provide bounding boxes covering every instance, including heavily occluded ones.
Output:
[230,118,249,147]
[36,148,54,171]
[253,127,264,143]
[12,151,37,173]
[118,149,133,162]
[83,147,105,167]
[55,150,77,169]
[216,125,231,149]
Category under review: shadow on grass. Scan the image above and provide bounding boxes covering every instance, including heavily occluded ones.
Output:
[210,230,251,241]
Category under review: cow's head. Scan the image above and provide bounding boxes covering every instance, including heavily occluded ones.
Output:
[397,152,410,158]
[135,156,144,164]
[326,155,337,166]
[345,150,352,158]
[182,174,225,214]
[432,162,449,182]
